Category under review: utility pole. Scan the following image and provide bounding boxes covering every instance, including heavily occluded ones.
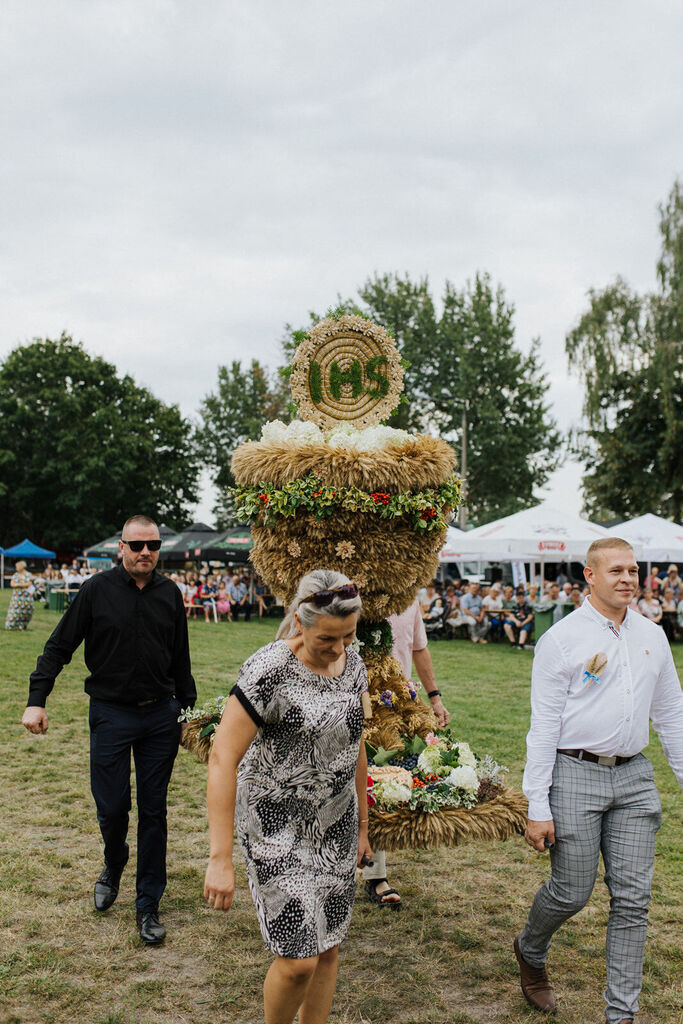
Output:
[458,400,468,530]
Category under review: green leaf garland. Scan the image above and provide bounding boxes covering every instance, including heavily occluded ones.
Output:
[232,474,461,534]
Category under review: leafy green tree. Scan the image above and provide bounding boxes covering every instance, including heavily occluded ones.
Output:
[279,273,562,524]
[195,360,287,527]
[0,334,201,549]
[566,180,683,521]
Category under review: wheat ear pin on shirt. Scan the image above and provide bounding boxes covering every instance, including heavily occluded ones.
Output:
[583,652,608,687]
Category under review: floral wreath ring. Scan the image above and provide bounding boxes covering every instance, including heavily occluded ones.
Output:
[289,314,404,430]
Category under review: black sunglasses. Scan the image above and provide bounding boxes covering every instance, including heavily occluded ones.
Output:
[122,539,162,552]
[299,584,359,608]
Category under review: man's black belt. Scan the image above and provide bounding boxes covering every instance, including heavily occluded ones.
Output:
[558,748,635,767]
[136,695,173,706]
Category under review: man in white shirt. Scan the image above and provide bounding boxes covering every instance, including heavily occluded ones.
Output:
[515,538,683,1023]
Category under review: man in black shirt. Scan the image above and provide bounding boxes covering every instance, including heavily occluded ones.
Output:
[22,515,196,946]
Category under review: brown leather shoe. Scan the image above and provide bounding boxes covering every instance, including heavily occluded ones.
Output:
[514,936,557,1013]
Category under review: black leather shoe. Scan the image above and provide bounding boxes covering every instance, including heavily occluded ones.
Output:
[94,843,129,911]
[137,910,166,945]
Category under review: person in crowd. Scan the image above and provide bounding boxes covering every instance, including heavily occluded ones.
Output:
[362,598,451,907]
[227,573,251,621]
[628,585,643,614]
[204,571,371,1024]
[503,588,534,648]
[660,587,677,642]
[5,560,35,631]
[215,580,232,622]
[516,537,683,1021]
[418,580,441,614]
[557,582,573,605]
[569,585,583,611]
[421,581,446,628]
[638,587,662,623]
[555,569,568,588]
[254,576,270,618]
[184,574,199,619]
[445,589,468,635]
[646,566,661,596]
[22,516,196,945]
[201,574,219,623]
[664,564,681,600]
[677,591,683,633]
[546,583,564,626]
[482,583,503,640]
[527,584,541,607]
[461,580,490,644]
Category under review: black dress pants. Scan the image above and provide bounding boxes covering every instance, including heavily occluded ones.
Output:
[89,697,181,912]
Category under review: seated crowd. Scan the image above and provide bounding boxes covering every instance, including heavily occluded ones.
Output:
[16,561,273,623]
[419,562,683,648]
[168,567,274,623]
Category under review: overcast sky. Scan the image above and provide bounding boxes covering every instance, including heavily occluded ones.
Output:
[2,1,681,523]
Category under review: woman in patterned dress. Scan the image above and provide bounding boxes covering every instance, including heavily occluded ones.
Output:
[5,560,35,630]
[204,569,372,1024]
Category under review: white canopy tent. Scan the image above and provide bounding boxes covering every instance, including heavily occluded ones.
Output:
[606,513,683,569]
[439,505,640,584]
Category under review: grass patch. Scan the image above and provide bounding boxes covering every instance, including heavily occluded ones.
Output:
[1,591,681,1023]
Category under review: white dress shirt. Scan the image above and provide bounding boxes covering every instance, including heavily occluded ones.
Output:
[523,597,683,820]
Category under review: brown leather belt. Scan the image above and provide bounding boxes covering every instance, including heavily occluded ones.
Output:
[558,748,635,767]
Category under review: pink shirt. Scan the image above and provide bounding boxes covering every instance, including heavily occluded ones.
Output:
[388,600,428,678]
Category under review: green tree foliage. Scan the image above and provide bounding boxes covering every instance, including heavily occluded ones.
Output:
[195,360,287,527]
[280,273,561,525]
[0,334,200,549]
[566,180,683,521]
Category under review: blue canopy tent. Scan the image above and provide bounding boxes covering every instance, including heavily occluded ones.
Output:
[2,538,57,589]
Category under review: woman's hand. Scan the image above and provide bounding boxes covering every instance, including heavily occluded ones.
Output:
[204,857,235,911]
[357,826,373,869]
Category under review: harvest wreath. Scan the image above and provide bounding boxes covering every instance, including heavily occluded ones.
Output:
[180,702,527,848]
[187,311,528,850]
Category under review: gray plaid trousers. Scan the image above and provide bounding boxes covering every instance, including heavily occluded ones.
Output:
[519,753,662,1023]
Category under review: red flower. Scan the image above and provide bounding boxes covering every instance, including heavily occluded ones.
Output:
[420,507,437,521]
[412,778,426,789]
[258,493,269,505]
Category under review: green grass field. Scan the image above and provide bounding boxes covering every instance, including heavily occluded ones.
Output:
[1,592,681,1024]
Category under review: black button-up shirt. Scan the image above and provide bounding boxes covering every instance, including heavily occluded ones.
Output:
[28,564,197,709]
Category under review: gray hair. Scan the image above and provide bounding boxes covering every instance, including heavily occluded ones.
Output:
[276,569,362,639]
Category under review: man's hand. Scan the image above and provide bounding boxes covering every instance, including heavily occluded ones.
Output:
[525,818,555,852]
[22,707,49,734]
[430,696,450,728]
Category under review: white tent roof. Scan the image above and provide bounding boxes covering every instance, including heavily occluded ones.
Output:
[440,504,617,562]
[606,513,683,563]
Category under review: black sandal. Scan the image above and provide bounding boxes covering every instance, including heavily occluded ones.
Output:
[364,879,401,909]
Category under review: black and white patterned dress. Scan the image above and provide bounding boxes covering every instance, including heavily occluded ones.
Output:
[231,640,367,959]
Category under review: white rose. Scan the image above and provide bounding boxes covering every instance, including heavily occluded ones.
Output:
[447,765,479,793]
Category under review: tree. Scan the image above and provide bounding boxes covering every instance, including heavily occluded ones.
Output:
[0,334,201,549]
[280,273,562,524]
[566,180,683,521]
[195,360,287,527]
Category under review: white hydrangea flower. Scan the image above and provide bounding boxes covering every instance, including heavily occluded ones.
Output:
[375,779,412,806]
[454,742,477,769]
[285,420,323,443]
[417,745,443,774]
[447,765,479,793]
[260,420,288,443]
